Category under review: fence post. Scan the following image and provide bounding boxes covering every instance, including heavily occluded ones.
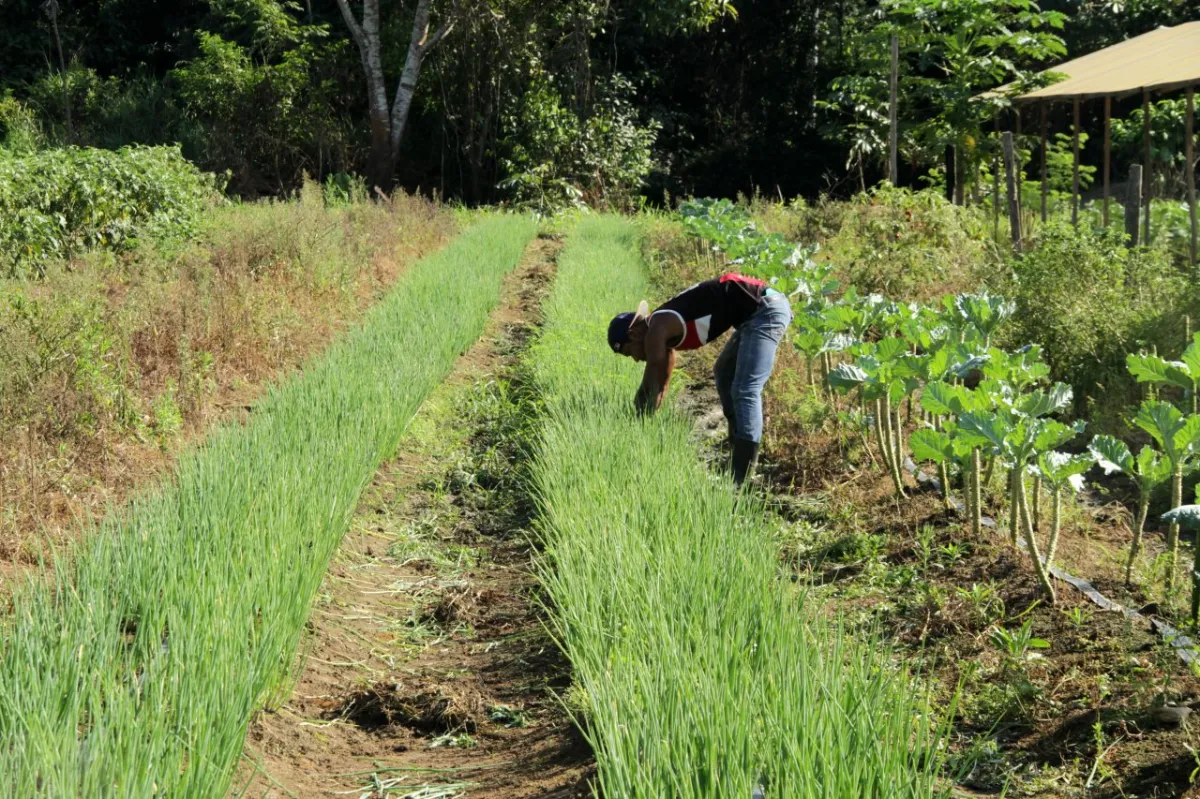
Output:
[1126,164,1143,247]
[889,35,899,186]
[1003,131,1021,251]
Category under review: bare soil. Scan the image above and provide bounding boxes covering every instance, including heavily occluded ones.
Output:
[237,238,593,799]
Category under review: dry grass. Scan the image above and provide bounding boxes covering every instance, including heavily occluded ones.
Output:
[0,183,454,566]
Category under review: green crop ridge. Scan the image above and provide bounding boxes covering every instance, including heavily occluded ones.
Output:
[0,215,536,795]
[532,216,943,797]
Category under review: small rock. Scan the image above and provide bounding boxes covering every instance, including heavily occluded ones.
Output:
[1151,705,1192,727]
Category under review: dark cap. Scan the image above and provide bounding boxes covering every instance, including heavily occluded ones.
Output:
[607,312,636,353]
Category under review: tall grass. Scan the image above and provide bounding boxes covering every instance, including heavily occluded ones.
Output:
[532,216,944,797]
[0,215,535,794]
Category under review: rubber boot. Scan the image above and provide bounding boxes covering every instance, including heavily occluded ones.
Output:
[731,439,760,486]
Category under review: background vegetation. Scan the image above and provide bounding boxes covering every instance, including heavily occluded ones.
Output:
[2,0,1195,204]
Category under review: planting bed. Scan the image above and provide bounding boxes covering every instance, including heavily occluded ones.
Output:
[0,216,534,795]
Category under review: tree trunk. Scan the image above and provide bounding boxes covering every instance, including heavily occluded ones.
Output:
[336,0,455,194]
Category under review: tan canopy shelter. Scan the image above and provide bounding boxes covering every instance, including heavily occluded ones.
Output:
[979,22,1199,264]
[988,22,1200,102]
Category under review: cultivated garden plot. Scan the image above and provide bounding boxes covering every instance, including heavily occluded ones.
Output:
[239,236,592,797]
[647,197,1200,797]
[531,216,943,797]
[0,216,533,795]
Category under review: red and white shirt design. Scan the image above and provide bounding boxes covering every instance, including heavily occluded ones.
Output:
[652,273,768,351]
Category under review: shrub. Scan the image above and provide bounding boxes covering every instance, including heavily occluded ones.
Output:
[1005,221,1197,427]
[0,145,223,277]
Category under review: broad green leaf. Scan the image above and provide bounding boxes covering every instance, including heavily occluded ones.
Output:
[1162,505,1200,529]
[1088,434,1132,475]
[1017,383,1073,418]
[875,337,908,363]
[1134,445,1172,488]
[1134,400,1185,457]
[1036,451,1093,489]
[1033,419,1084,452]
[1127,353,1194,391]
[910,429,954,463]
[793,330,824,356]
[1174,414,1200,458]
[1181,333,1200,378]
[957,411,1010,453]
[828,363,869,391]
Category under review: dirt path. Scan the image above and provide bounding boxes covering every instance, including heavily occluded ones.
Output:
[236,237,592,799]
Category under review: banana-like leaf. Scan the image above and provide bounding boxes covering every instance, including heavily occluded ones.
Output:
[1018,383,1074,418]
[1162,505,1200,529]
[828,363,869,391]
[1135,400,1185,456]
[1089,434,1132,475]
[1127,353,1195,391]
[910,429,954,463]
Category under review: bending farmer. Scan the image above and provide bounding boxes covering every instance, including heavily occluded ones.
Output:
[607,273,793,484]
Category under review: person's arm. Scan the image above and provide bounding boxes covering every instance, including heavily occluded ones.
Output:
[634,315,680,414]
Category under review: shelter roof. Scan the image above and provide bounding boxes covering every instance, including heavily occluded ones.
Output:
[984,21,1200,103]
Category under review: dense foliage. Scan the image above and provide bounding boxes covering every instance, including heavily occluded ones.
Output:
[0,144,222,277]
[0,0,1188,202]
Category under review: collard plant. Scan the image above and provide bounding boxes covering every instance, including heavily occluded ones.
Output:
[1090,435,1172,585]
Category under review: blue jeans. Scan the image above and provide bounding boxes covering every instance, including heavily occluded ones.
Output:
[713,291,792,444]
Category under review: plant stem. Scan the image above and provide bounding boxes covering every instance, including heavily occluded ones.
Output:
[938,461,951,508]
[972,448,983,538]
[874,399,894,477]
[881,401,906,497]
[1032,473,1042,533]
[1126,495,1150,586]
[1008,468,1020,547]
[1018,471,1057,603]
[1045,487,1062,568]
[983,456,996,489]
[1168,466,1183,592]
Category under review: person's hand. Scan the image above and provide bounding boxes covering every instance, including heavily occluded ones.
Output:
[634,386,650,415]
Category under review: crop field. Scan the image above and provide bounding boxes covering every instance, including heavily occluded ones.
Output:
[0,216,534,794]
[2,197,1200,798]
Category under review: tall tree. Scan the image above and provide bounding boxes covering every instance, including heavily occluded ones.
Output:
[335,0,458,191]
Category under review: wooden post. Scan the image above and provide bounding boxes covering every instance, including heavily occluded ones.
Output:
[1126,163,1143,247]
[1072,97,1081,227]
[1040,104,1049,223]
[1003,131,1021,250]
[1187,86,1197,269]
[955,144,965,206]
[946,145,957,204]
[1016,107,1023,211]
[1103,96,1112,228]
[1143,89,1152,244]
[889,34,899,186]
[993,118,1001,236]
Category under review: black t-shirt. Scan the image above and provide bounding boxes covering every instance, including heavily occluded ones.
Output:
[652,273,768,350]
